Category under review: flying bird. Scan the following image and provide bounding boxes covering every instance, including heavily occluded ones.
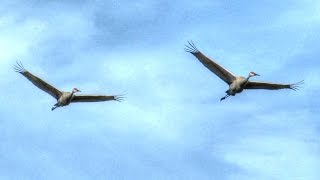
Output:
[14,62,124,110]
[185,41,303,101]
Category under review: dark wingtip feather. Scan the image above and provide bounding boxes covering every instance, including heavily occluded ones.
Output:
[289,80,304,91]
[114,93,126,102]
[13,61,26,73]
[185,40,199,53]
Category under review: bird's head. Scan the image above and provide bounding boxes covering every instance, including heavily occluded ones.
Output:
[249,71,260,77]
[72,88,81,93]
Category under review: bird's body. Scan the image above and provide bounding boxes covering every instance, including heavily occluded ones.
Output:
[52,91,76,110]
[185,41,303,101]
[58,91,74,106]
[14,62,124,111]
[229,76,248,94]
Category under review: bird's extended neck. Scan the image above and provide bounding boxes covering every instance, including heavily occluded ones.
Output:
[70,90,77,99]
[246,74,252,81]
[243,74,254,86]
[70,90,78,98]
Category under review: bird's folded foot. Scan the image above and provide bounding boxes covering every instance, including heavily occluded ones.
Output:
[220,94,229,102]
[51,106,57,111]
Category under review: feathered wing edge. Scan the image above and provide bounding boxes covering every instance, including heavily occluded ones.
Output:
[71,93,126,103]
[184,41,236,84]
[14,61,62,100]
[288,80,304,91]
[244,80,304,90]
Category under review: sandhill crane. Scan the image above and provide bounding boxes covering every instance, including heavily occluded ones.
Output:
[14,62,124,110]
[185,41,303,101]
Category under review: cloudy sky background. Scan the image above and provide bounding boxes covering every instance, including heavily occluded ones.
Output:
[0,0,319,179]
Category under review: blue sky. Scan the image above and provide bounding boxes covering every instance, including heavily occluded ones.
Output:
[0,0,319,179]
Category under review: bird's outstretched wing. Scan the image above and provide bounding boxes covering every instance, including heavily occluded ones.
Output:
[71,94,125,103]
[244,80,304,91]
[185,41,236,84]
[14,61,62,100]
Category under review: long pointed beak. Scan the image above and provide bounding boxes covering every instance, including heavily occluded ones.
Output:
[255,74,260,76]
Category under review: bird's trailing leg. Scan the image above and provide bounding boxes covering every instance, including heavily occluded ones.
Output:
[220,94,230,101]
[51,103,59,111]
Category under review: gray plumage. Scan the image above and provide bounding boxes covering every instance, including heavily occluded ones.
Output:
[14,62,124,110]
[185,41,303,101]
